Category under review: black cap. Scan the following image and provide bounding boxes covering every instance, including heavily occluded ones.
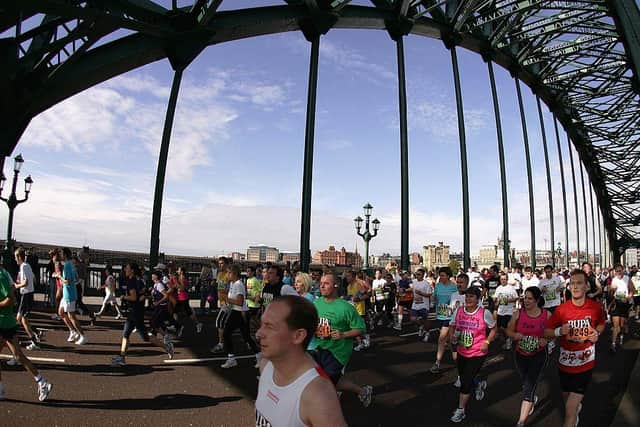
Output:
[465,286,482,298]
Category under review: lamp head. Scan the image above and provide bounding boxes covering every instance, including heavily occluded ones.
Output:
[372,218,380,232]
[24,175,33,193]
[363,202,373,217]
[354,216,363,230]
[14,154,24,173]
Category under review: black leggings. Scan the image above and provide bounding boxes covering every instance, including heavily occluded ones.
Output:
[223,310,259,355]
[514,350,547,402]
[457,355,486,395]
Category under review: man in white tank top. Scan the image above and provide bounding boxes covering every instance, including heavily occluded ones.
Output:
[256,296,347,427]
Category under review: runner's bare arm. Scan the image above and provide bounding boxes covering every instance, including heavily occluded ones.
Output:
[505,310,522,340]
[300,376,348,427]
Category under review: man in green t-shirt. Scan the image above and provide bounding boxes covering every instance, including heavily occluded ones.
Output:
[312,272,373,407]
[245,266,263,330]
[0,266,53,401]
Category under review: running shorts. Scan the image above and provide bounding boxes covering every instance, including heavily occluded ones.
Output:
[611,301,631,318]
[216,306,230,329]
[17,292,34,316]
[497,314,511,329]
[410,308,428,319]
[60,299,77,313]
[558,369,593,395]
[398,300,412,310]
[0,326,17,341]
[123,314,149,341]
[310,348,345,386]
[433,319,451,329]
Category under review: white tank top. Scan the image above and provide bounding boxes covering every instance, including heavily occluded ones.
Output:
[255,361,320,427]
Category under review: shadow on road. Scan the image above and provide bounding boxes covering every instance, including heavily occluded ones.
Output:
[7,394,242,410]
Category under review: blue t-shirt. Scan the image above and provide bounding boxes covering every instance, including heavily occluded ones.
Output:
[433,282,458,320]
[62,261,78,302]
[282,276,293,286]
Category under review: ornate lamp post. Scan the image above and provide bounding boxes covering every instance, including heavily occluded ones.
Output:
[0,154,34,267]
[354,203,380,270]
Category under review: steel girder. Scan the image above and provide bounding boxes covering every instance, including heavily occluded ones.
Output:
[1,0,639,252]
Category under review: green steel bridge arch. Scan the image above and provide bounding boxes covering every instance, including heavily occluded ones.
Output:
[1,0,638,270]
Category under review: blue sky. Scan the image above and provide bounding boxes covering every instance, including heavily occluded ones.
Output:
[3,9,601,258]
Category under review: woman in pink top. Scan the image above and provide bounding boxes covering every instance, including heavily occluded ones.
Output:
[448,286,497,423]
[507,286,550,427]
[174,266,203,337]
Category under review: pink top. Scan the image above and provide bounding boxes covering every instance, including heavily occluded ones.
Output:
[177,276,190,302]
[515,308,548,356]
[455,306,488,358]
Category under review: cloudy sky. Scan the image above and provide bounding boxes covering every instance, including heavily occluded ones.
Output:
[2,2,600,258]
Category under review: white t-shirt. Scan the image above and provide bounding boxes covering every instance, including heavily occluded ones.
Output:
[611,276,630,301]
[508,272,522,289]
[372,279,386,301]
[539,276,563,308]
[228,279,248,311]
[449,292,466,316]
[18,262,35,294]
[494,285,518,316]
[521,276,540,292]
[412,279,433,310]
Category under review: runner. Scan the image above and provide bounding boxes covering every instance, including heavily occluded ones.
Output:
[149,270,174,359]
[394,270,413,331]
[256,295,347,426]
[411,268,433,342]
[174,265,203,336]
[507,286,550,427]
[429,267,458,374]
[521,267,540,292]
[448,286,496,423]
[344,270,369,351]
[111,263,174,366]
[0,265,53,401]
[95,266,122,320]
[372,272,396,328]
[55,247,88,345]
[609,264,633,352]
[544,269,606,427]
[246,266,264,333]
[583,262,603,300]
[632,271,640,322]
[312,272,373,407]
[13,248,42,351]
[539,265,564,353]
[493,272,518,350]
[211,260,231,353]
[451,273,470,387]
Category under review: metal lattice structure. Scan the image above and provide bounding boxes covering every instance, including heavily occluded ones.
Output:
[1,0,638,268]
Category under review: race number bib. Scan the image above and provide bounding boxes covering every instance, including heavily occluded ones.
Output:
[519,336,539,353]
[436,303,450,317]
[459,330,474,349]
[615,291,627,302]
[568,325,592,343]
[316,318,331,339]
[498,296,508,306]
[544,289,556,301]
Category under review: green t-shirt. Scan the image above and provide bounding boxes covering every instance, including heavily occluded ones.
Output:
[313,297,365,366]
[246,277,263,309]
[0,268,17,329]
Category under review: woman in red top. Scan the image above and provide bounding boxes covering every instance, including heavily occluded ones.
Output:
[545,269,606,427]
[507,286,550,427]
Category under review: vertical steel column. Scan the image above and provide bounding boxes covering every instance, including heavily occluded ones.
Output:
[597,205,603,268]
[150,69,184,269]
[451,46,470,270]
[536,97,554,267]
[567,133,581,266]
[515,79,536,269]
[397,37,410,272]
[553,118,570,269]
[588,183,596,267]
[299,35,320,272]
[487,60,510,267]
[579,161,589,263]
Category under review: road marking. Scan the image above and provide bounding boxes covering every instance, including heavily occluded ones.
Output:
[0,354,66,363]
[164,355,256,364]
[399,332,418,337]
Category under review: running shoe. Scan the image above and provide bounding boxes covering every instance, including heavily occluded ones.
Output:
[475,380,487,401]
[165,341,175,359]
[115,314,122,320]
[429,362,441,374]
[529,395,539,415]
[7,357,21,366]
[32,331,42,344]
[75,335,88,345]
[358,385,373,408]
[422,334,430,343]
[393,323,402,331]
[196,322,203,334]
[453,376,461,388]
[37,380,53,402]
[450,408,465,423]
[363,335,371,348]
[211,343,224,353]
[26,341,40,351]
[354,343,364,352]
[67,331,77,342]
[221,357,238,369]
[111,355,126,367]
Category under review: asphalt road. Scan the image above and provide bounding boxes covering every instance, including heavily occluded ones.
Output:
[1,301,638,427]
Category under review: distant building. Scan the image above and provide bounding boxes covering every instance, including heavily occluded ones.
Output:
[423,242,450,271]
[410,252,423,271]
[246,245,280,263]
[230,252,245,262]
[373,253,400,268]
[313,245,362,269]
[624,248,638,267]
[280,252,300,263]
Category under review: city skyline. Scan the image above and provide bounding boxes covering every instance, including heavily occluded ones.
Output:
[1,6,607,259]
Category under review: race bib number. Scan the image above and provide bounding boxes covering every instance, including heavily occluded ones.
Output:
[256,410,272,427]
[568,325,592,343]
[615,292,627,302]
[519,336,539,353]
[459,329,474,349]
[436,303,450,317]
[544,289,556,301]
[498,296,508,306]
[488,288,496,298]
[559,345,595,368]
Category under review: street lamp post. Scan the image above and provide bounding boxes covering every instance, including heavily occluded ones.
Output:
[0,154,34,267]
[354,203,380,270]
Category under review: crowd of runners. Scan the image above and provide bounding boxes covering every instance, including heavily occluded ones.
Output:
[1,246,639,426]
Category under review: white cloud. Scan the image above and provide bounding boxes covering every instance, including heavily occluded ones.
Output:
[408,100,490,140]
